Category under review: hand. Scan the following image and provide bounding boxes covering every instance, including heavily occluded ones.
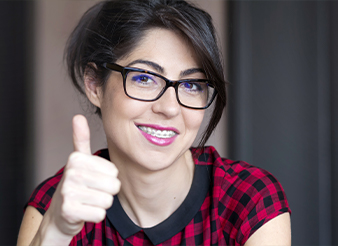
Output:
[44,115,121,238]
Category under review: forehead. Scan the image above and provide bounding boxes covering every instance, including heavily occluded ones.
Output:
[117,28,201,72]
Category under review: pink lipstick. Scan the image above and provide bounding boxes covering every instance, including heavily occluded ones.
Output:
[136,124,179,146]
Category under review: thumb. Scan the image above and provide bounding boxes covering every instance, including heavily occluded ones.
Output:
[72,114,91,154]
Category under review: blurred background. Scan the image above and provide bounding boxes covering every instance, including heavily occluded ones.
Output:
[0,0,337,245]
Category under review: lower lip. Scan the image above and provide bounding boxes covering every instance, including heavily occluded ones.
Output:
[138,128,177,146]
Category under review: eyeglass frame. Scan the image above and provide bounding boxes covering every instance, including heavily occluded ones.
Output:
[101,62,217,110]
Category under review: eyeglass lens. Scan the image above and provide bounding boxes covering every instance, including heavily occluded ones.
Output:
[125,71,214,108]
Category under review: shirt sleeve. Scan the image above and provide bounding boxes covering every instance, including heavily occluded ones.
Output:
[238,169,290,244]
[25,168,64,215]
[218,162,291,246]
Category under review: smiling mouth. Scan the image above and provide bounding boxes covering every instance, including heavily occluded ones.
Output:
[137,126,177,139]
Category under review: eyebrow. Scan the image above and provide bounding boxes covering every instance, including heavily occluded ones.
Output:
[126,59,205,78]
[127,59,164,74]
[180,68,205,77]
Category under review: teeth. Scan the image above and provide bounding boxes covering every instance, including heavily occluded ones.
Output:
[138,126,176,138]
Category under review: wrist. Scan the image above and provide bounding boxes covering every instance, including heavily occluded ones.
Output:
[30,211,74,246]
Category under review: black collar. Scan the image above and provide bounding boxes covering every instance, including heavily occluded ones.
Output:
[102,149,211,245]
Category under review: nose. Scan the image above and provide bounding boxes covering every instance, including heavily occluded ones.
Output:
[151,87,181,118]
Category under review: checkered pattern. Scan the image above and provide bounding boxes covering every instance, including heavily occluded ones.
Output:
[26,146,290,245]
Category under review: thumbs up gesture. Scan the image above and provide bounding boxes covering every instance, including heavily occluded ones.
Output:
[41,115,121,241]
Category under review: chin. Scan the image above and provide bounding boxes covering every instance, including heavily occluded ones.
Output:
[133,148,185,172]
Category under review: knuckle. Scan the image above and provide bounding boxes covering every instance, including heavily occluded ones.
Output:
[113,166,119,177]
[94,209,106,222]
[106,178,120,195]
[68,152,81,164]
[103,194,114,209]
[111,164,119,176]
[67,152,86,169]
[64,167,85,184]
[59,180,80,204]
[114,179,121,193]
[106,165,119,178]
[99,159,118,176]
[61,187,76,202]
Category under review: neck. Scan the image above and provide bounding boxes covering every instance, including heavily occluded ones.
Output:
[112,149,195,228]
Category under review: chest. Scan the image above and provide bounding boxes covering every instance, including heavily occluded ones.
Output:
[71,195,234,246]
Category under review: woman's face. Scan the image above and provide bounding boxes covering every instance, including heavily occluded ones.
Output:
[88,28,205,171]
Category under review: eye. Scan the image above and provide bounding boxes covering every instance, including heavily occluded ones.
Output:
[180,82,204,93]
[132,74,153,84]
[130,73,157,87]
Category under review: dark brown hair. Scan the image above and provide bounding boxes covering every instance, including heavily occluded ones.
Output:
[65,0,227,147]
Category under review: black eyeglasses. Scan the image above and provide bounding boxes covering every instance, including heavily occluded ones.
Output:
[102,63,217,109]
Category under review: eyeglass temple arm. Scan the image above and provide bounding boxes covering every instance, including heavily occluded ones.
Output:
[102,63,124,72]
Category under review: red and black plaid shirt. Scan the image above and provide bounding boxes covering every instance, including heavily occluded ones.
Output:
[27,146,291,245]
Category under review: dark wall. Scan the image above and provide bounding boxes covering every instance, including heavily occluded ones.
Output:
[331,2,338,245]
[228,1,337,245]
[0,1,34,245]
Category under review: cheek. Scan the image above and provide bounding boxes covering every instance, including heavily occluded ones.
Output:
[100,77,130,116]
[100,87,147,130]
[183,109,205,133]
[99,86,126,133]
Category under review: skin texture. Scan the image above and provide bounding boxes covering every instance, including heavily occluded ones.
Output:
[85,28,205,227]
[17,28,291,245]
[17,206,43,246]
[245,213,291,246]
[17,115,121,246]
[90,29,206,173]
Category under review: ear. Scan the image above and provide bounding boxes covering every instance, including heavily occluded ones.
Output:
[83,63,103,108]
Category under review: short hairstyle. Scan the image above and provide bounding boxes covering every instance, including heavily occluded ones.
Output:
[65,0,227,147]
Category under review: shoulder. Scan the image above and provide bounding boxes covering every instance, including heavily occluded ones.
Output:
[192,146,288,202]
[192,146,277,183]
[192,146,291,244]
[213,156,290,224]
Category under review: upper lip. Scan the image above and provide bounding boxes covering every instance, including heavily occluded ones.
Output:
[135,123,180,134]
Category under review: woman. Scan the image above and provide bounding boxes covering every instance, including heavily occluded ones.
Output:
[17,0,291,245]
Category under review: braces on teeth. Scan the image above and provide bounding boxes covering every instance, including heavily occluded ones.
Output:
[138,126,176,138]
